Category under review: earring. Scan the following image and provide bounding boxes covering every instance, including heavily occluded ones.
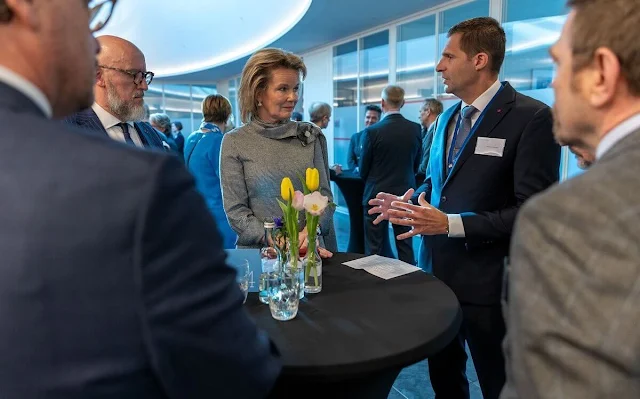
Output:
[258,101,262,107]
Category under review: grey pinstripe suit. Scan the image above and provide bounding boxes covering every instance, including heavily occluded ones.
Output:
[502,128,640,398]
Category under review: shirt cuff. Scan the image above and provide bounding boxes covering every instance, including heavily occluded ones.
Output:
[447,214,466,237]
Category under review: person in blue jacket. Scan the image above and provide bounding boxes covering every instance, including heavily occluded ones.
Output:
[185,94,237,248]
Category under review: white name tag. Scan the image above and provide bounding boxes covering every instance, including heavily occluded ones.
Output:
[475,137,506,157]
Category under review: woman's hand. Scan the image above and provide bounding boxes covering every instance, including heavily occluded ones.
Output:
[299,226,333,258]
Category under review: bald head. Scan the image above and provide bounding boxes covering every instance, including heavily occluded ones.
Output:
[94,35,150,122]
[96,35,145,67]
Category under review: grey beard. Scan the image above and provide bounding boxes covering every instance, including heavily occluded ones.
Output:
[106,84,146,122]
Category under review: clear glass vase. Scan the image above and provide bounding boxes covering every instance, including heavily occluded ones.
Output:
[284,242,305,299]
[302,240,322,294]
[268,270,299,321]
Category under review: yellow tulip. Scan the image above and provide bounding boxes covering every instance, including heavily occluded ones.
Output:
[281,177,294,201]
[306,167,320,191]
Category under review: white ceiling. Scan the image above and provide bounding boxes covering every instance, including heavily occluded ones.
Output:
[153,0,448,84]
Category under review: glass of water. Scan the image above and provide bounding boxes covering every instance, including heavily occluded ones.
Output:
[269,271,299,321]
[235,259,250,304]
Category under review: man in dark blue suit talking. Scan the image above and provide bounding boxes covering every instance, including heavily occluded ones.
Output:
[0,0,279,398]
[369,17,560,399]
[360,85,422,264]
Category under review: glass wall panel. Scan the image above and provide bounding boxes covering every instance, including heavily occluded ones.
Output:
[503,0,572,178]
[437,0,490,94]
[397,15,437,101]
[359,31,389,106]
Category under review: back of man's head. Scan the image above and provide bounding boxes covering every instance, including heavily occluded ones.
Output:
[448,17,506,75]
[309,102,331,123]
[0,0,100,117]
[381,85,405,111]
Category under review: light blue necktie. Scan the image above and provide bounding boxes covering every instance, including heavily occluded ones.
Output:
[447,105,477,174]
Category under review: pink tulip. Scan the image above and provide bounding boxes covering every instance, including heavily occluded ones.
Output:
[292,190,305,211]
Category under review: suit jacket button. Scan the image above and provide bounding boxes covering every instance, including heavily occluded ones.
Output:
[441,196,447,202]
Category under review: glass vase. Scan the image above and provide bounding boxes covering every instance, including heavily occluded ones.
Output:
[302,239,322,294]
[268,270,299,321]
[284,241,305,299]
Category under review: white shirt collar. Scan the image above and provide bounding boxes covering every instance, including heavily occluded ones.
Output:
[0,65,52,118]
[596,113,640,159]
[91,103,134,130]
[461,79,502,113]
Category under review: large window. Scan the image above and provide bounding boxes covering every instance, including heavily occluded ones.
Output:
[333,40,358,175]
[397,15,437,100]
[359,31,389,106]
[437,0,490,95]
[502,0,574,177]
[145,84,217,135]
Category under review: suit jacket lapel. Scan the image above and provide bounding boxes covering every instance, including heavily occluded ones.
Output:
[444,83,515,186]
[75,108,109,137]
[429,102,460,208]
[133,122,151,148]
[0,82,46,117]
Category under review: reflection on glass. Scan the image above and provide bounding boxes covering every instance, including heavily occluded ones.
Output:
[437,0,490,94]
[359,31,389,105]
[502,0,572,178]
[397,15,437,100]
[333,41,358,108]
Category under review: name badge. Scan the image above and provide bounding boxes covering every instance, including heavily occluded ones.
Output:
[475,137,506,157]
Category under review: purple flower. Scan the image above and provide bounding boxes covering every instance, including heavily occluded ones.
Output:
[273,217,284,228]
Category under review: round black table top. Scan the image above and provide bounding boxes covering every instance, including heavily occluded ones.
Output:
[246,252,462,381]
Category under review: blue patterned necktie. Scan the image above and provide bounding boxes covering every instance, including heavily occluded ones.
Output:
[453,105,477,158]
[117,122,134,145]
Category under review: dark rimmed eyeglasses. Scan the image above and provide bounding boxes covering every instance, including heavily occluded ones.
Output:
[89,0,118,33]
[99,65,155,85]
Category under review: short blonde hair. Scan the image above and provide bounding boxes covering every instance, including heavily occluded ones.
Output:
[202,94,232,123]
[238,48,307,124]
[381,85,405,109]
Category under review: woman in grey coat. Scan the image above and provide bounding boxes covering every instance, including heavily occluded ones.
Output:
[220,48,337,252]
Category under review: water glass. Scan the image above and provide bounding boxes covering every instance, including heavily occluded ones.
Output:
[258,271,280,304]
[269,272,299,321]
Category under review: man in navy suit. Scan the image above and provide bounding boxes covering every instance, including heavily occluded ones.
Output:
[360,85,421,264]
[65,35,169,151]
[369,18,560,399]
[0,0,280,398]
[346,104,382,173]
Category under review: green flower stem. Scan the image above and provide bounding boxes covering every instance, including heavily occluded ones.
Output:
[305,214,320,287]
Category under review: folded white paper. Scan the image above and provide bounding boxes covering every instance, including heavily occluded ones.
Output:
[343,255,421,280]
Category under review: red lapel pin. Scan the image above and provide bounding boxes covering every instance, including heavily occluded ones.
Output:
[497,109,502,113]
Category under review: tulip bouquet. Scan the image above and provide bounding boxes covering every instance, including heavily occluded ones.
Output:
[277,177,304,272]
[299,167,330,293]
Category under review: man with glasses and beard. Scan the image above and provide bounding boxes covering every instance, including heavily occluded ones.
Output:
[66,35,168,150]
[0,0,280,397]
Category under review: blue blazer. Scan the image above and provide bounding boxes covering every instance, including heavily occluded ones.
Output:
[359,113,422,205]
[184,129,238,249]
[64,107,169,151]
[416,82,561,305]
[0,82,280,398]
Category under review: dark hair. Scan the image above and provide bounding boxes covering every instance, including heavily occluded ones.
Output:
[365,104,382,116]
[448,17,506,74]
[0,1,12,23]
[568,0,640,96]
[173,121,183,131]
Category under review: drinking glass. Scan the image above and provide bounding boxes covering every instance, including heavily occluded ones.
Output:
[235,259,250,304]
[269,271,299,321]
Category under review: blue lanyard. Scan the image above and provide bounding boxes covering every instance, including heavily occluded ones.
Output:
[446,83,504,169]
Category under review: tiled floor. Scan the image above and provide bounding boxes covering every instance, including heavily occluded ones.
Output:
[333,212,484,399]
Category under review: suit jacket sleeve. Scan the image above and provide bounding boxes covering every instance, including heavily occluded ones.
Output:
[504,191,640,398]
[347,134,358,170]
[220,135,265,246]
[359,128,373,181]
[460,107,559,242]
[138,156,280,399]
[419,124,435,174]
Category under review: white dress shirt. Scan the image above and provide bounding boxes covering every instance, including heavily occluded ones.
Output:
[596,113,640,160]
[91,103,143,147]
[0,65,52,118]
[445,79,502,238]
